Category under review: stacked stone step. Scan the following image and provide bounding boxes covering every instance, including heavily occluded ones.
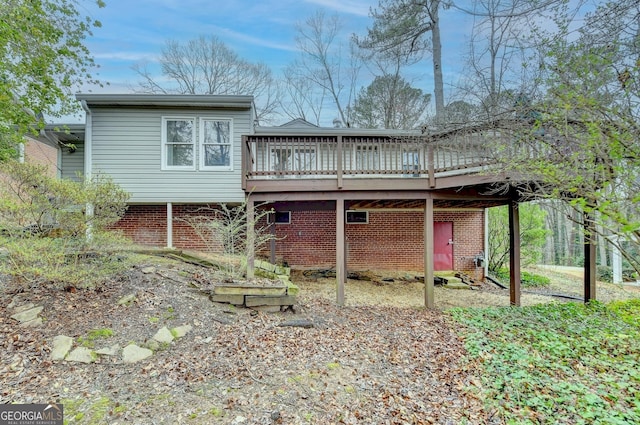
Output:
[210,260,298,312]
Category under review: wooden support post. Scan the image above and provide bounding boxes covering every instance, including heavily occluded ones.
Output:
[270,222,276,264]
[584,213,597,302]
[424,197,435,309]
[508,200,521,306]
[166,202,173,249]
[337,135,343,189]
[246,197,255,279]
[427,144,435,188]
[336,198,345,306]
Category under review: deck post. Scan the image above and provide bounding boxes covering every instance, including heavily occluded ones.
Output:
[336,198,346,306]
[166,202,173,249]
[584,213,597,302]
[427,144,435,188]
[424,197,435,309]
[241,135,248,191]
[246,196,255,279]
[270,223,276,264]
[508,199,521,306]
[337,135,343,189]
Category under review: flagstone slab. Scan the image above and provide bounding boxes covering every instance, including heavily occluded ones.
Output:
[171,325,192,338]
[122,344,153,364]
[11,306,43,323]
[152,327,174,344]
[51,335,74,361]
[66,347,96,364]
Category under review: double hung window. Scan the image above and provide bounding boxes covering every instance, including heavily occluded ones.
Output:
[162,117,195,170]
[200,119,232,170]
[162,117,233,171]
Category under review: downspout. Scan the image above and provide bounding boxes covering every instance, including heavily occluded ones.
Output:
[81,100,94,241]
[484,207,489,278]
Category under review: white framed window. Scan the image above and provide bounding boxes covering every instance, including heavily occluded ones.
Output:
[200,118,233,170]
[346,210,369,224]
[162,117,195,170]
[268,211,291,224]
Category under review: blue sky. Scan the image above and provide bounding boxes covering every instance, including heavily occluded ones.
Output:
[83,0,473,91]
[75,0,593,125]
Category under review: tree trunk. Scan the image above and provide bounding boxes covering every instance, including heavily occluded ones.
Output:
[430,1,445,123]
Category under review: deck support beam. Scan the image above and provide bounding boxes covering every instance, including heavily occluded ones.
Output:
[584,213,596,302]
[336,197,346,306]
[424,197,435,309]
[508,199,521,306]
[166,202,173,249]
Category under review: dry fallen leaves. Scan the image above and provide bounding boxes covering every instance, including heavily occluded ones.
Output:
[0,260,494,424]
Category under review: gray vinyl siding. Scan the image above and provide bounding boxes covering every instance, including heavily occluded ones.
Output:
[89,107,251,203]
[61,143,84,182]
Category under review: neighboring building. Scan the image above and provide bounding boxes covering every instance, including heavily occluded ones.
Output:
[21,133,60,177]
[50,93,544,307]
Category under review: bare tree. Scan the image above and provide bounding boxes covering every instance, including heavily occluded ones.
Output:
[452,0,582,123]
[284,10,361,127]
[461,0,530,119]
[281,65,326,126]
[133,36,280,124]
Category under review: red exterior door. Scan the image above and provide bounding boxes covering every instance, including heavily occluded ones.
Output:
[434,222,453,270]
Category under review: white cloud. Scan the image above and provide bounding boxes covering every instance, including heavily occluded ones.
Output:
[303,0,372,16]
[93,52,159,62]
[212,26,299,53]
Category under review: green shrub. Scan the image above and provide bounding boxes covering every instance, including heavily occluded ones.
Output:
[597,266,613,283]
[597,266,637,283]
[0,161,132,289]
[0,232,134,289]
[491,268,551,288]
[0,161,129,238]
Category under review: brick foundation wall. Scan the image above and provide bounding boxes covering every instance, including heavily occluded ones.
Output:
[113,204,223,251]
[171,205,222,251]
[262,209,485,272]
[114,204,485,273]
[266,210,336,269]
[113,205,168,247]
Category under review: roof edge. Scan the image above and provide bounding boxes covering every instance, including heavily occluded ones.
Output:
[254,125,421,137]
[75,93,254,109]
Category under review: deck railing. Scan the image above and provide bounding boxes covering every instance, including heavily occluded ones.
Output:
[243,128,509,181]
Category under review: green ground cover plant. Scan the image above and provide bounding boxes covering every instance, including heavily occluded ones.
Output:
[450,301,640,424]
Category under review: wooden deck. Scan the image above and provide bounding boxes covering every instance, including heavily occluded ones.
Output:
[242,125,527,192]
[241,122,598,308]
